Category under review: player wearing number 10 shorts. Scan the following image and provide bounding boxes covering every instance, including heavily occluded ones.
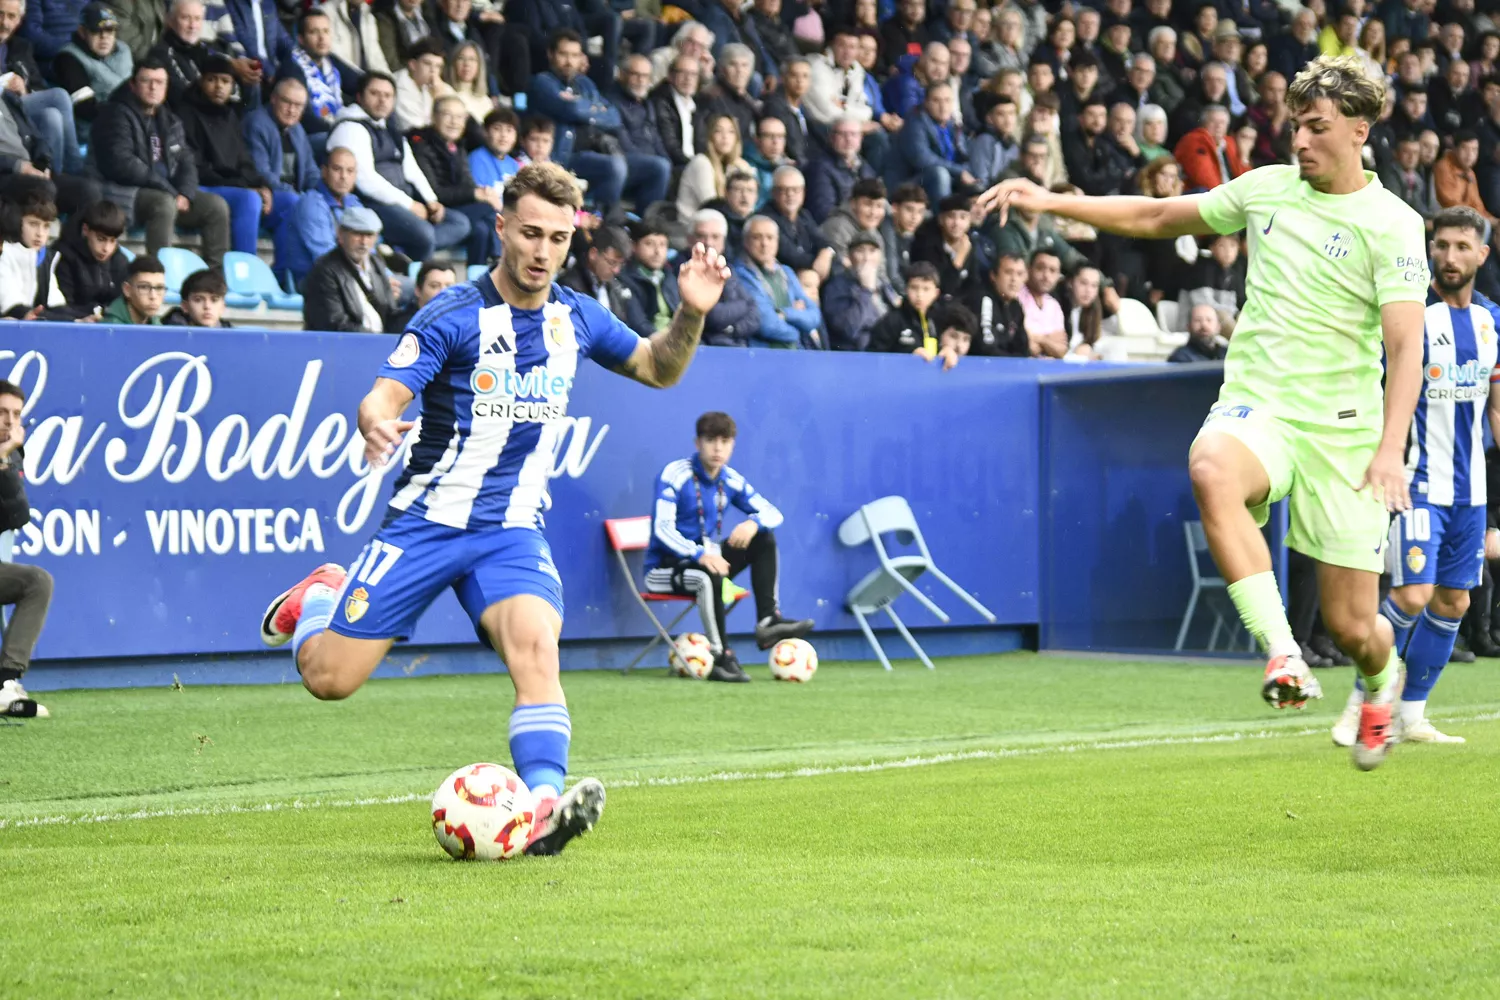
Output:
[255,163,736,854]
[975,55,1429,770]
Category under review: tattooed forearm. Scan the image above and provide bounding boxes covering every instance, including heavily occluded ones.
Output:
[620,305,705,388]
[650,306,705,386]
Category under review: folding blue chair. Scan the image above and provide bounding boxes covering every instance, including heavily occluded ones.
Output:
[837,497,996,670]
[157,247,206,306]
[224,251,303,310]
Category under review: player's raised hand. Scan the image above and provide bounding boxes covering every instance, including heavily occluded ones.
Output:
[677,242,733,316]
[365,418,415,468]
[1359,448,1412,513]
[971,177,1050,227]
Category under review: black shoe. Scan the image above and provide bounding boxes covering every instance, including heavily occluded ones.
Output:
[755,614,814,650]
[1472,633,1500,658]
[1299,641,1331,669]
[1309,635,1352,667]
[1451,635,1477,664]
[707,649,750,683]
[524,778,606,857]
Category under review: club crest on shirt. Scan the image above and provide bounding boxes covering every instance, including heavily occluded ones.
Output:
[387,333,419,368]
[1323,232,1351,260]
[1406,546,1426,574]
[345,586,370,623]
[543,302,578,349]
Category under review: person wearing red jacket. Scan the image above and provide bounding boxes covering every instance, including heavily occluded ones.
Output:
[1172,104,1250,191]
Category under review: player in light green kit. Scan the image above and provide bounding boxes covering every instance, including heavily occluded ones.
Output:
[974,55,1429,770]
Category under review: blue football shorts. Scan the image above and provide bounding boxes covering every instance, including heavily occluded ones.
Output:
[328,513,565,646]
[1385,502,1486,591]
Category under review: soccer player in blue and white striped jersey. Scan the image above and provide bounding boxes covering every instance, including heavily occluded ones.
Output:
[257,163,734,856]
[1333,206,1500,748]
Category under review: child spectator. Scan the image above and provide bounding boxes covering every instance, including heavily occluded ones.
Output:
[928,302,977,370]
[0,198,56,318]
[469,108,521,195]
[517,115,555,165]
[867,260,943,355]
[38,200,129,322]
[162,267,233,327]
[103,254,168,326]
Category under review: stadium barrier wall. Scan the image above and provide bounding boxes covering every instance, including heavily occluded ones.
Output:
[3,324,1042,676]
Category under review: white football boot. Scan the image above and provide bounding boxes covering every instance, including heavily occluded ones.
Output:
[1391,712,1466,744]
[1,678,48,718]
[1262,652,1322,709]
[1331,686,1362,747]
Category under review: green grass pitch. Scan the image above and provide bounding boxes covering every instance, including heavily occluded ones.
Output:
[5,652,1500,999]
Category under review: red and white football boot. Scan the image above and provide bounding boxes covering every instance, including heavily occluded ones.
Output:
[259,563,347,647]
[1261,651,1323,710]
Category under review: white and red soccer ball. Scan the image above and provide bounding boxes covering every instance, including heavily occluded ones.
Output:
[673,632,715,679]
[431,763,535,860]
[769,638,818,682]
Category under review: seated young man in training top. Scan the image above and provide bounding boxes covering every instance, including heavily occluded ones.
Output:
[643,411,814,682]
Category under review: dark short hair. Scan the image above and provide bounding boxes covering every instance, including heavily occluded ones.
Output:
[133,54,168,78]
[629,218,668,242]
[905,260,940,286]
[357,70,397,97]
[519,114,555,138]
[591,225,632,258]
[0,379,23,403]
[483,107,519,130]
[850,178,886,202]
[297,9,330,33]
[81,198,126,238]
[549,26,584,52]
[942,303,978,337]
[1030,248,1060,267]
[1402,80,1428,96]
[1082,95,1109,112]
[406,36,446,62]
[181,267,227,299]
[696,411,737,440]
[891,182,928,205]
[127,254,164,278]
[938,193,971,215]
[1032,91,1061,112]
[725,169,757,189]
[17,197,57,223]
[1455,128,1480,145]
[994,251,1027,271]
[1433,205,1488,238]
[415,259,458,287]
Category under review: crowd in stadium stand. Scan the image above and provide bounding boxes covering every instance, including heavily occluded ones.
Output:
[2,0,1495,360]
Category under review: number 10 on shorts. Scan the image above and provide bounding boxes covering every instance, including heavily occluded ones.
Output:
[349,540,405,588]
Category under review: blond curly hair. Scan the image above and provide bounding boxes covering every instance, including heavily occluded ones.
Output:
[1286,54,1387,123]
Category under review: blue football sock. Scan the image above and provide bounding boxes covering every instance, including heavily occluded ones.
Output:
[1401,609,1463,704]
[1379,596,1418,658]
[509,703,570,801]
[291,583,337,659]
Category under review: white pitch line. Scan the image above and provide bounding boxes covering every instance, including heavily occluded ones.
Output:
[5,710,1498,831]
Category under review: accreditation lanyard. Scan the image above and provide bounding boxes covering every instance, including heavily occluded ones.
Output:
[694,476,727,557]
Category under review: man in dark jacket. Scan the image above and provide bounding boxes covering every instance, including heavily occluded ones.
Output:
[409,95,501,264]
[179,54,278,257]
[278,9,363,138]
[700,43,761,143]
[805,118,877,223]
[89,57,231,265]
[303,205,397,332]
[1061,97,1136,196]
[0,378,53,720]
[763,164,834,283]
[558,225,653,337]
[761,55,816,165]
[506,0,618,88]
[1167,302,1229,362]
[650,53,704,177]
[150,0,242,108]
[16,0,88,60]
[38,199,130,321]
[747,0,799,81]
[617,219,679,333]
[822,232,901,350]
[690,207,759,346]
[609,54,672,167]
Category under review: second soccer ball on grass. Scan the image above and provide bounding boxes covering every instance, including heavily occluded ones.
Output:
[770,638,818,682]
[674,633,715,679]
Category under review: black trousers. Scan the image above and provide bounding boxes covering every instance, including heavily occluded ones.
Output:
[643,529,780,653]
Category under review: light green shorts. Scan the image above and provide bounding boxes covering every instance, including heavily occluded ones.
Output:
[1194,400,1389,573]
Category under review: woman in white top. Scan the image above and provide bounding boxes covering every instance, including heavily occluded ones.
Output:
[1065,265,1124,361]
[675,114,752,219]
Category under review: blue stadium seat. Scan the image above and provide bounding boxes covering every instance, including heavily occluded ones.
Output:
[408,260,422,278]
[224,251,302,310]
[117,245,135,262]
[157,247,207,306]
[467,263,487,281]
